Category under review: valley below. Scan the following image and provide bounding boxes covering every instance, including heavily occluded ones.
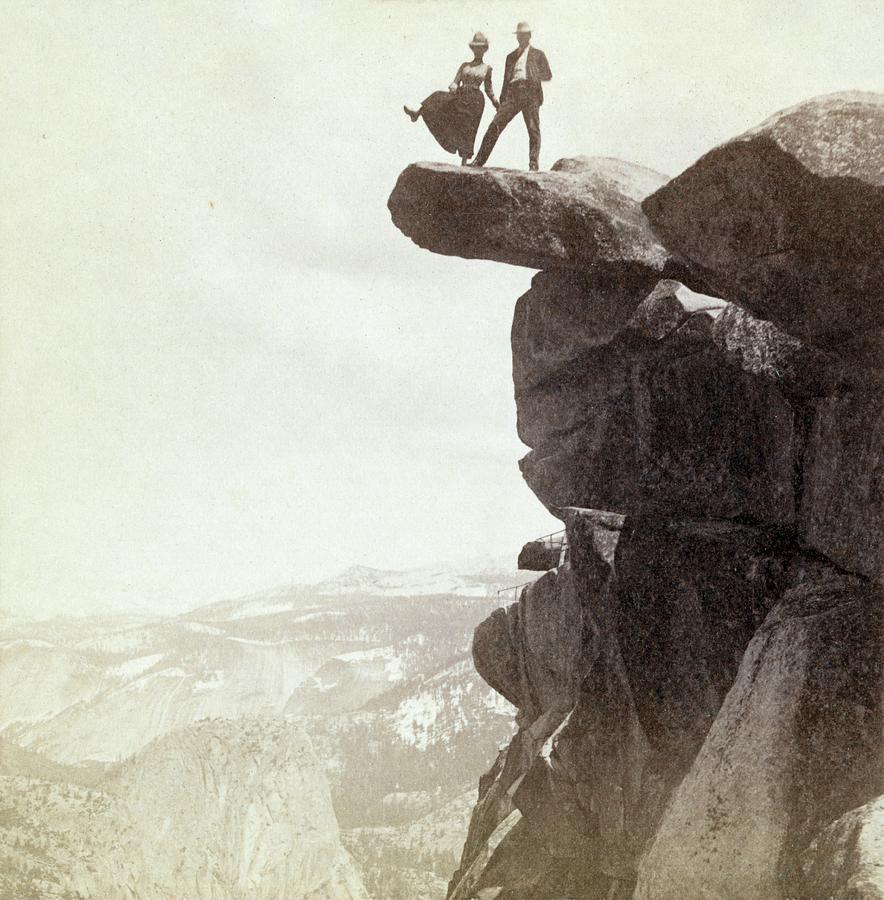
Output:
[0,560,524,899]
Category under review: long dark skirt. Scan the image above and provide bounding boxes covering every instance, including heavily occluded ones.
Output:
[420,88,484,157]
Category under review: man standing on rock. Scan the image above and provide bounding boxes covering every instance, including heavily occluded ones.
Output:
[471,22,551,171]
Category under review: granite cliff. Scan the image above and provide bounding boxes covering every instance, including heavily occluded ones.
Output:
[0,720,368,899]
[388,91,883,899]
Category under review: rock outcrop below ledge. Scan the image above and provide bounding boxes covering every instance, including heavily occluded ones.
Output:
[517,279,800,527]
[388,159,670,271]
[515,273,883,580]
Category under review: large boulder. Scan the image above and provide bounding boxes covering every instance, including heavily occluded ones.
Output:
[518,287,801,523]
[512,276,726,451]
[472,603,522,710]
[472,566,585,721]
[388,158,670,271]
[635,561,884,899]
[800,797,884,899]
[642,91,884,356]
[711,302,846,398]
[517,539,562,571]
[511,267,656,399]
[628,278,727,342]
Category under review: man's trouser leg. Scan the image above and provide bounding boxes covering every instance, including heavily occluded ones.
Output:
[473,97,521,165]
[523,102,541,170]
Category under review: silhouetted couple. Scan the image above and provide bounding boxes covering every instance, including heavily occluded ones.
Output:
[404,22,552,171]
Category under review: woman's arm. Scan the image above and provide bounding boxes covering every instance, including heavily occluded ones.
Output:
[449,63,464,92]
[484,66,499,108]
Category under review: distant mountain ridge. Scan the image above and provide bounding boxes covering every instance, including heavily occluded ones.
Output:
[1,554,528,621]
[193,555,528,622]
[313,557,524,598]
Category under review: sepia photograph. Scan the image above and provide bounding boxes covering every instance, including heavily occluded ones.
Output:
[1,1,882,897]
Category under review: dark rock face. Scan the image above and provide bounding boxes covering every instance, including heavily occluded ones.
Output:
[627,349,798,522]
[518,282,800,524]
[456,517,883,900]
[642,91,884,355]
[511,267,654,400]
[452,563,620,900]
[557,512,788,876]
[388,159,670,271]
[800,388,884,580]
[389,97,883,900]
[452,512,795,898]
[635,562,883,899]
[516,274,881,576]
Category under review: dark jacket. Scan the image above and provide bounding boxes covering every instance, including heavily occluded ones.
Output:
[500,46,552,106]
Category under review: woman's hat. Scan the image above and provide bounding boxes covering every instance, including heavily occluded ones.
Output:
[514,21,532,34]
[469,31,489,47]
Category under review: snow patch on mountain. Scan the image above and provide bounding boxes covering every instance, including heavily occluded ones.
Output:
[110,653,164,681]
[336,646,405,683]
[222,600,298,620]
[393,693,446,751]
[179,622,224,635]
[193,671,225,692]
[226,636,291,647]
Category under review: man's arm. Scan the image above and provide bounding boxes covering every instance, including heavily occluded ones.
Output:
[538,50,552,82]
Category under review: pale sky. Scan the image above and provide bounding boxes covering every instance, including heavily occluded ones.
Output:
[2,0,881,617]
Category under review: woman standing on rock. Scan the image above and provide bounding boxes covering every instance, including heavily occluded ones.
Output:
[404,32,499,165]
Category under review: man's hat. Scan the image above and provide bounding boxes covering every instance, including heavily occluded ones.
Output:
[469,31,489,47]
[514,21,532,34]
